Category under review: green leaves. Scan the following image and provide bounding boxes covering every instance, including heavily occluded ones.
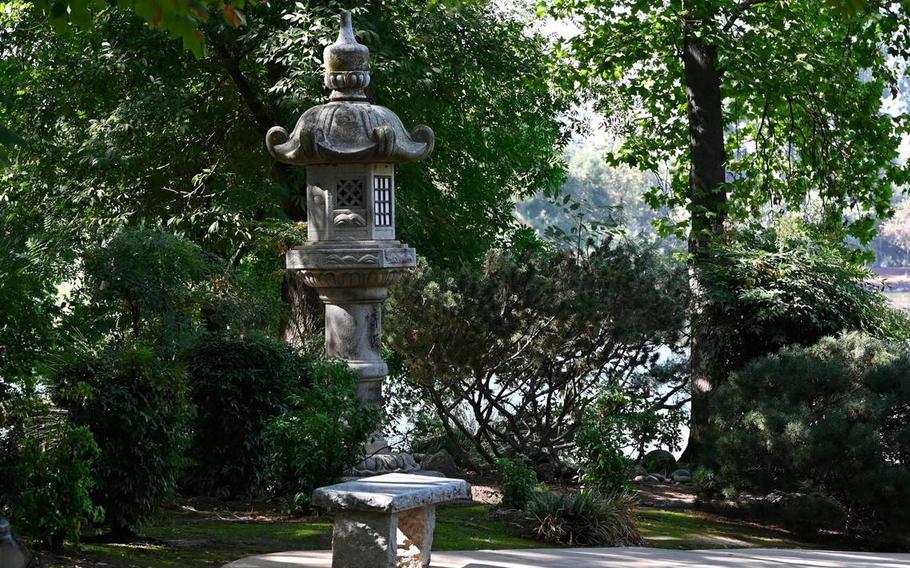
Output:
[264,360,381,512]
[10,421,101,550]
[52,341,193,534]
[31,0,255,57]
[712,332,910,535]
[496,458,537,509]
[698,219,910,380]
[546,0,910,245]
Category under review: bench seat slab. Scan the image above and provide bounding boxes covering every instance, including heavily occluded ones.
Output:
[313,473,471,513]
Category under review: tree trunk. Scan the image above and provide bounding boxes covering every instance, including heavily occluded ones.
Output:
[281,271,323,350]
[210,33,319,348]
[680,24,727,464]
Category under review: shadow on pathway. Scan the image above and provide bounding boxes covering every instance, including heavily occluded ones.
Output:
[225,547,910,568]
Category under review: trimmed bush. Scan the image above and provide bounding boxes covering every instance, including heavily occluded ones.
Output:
[183,333,300,498]
[12,422,100,550]
[265,360,380,512]
[497,458,537,510]
[526,490,642,546]
[53,343,191,536]
[1,387,101,551]
[710,332,910,536]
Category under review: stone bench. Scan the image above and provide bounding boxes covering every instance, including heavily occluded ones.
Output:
[313,473,471,568]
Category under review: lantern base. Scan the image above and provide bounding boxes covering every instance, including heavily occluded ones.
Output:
[352,451,422,477]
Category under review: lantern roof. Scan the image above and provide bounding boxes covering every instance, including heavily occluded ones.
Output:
[266,11,435,166]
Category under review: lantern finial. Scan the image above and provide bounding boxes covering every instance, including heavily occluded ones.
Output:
[323,10,371,101]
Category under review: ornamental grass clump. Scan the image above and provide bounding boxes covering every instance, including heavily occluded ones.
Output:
[526,490,642,546]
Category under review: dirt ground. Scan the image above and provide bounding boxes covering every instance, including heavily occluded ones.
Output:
[633,481,698,509]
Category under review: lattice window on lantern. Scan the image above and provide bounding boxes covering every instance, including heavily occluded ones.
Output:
[373,175,393,227]
[336,178,365,208]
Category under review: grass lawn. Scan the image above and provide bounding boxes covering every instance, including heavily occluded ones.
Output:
[47,504,539,568]
[40,503,818,568]
[637,509,801,550]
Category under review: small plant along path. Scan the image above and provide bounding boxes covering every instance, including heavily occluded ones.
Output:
[34,489,826,568]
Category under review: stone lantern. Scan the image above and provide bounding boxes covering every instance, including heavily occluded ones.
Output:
[266,11,433,473]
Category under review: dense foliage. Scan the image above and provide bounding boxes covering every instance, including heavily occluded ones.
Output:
[183,333,301,498]
[0,0,567,270]
[265,360,380,513]
[0,195,60,387]
[709,333,910,536]
[82,229,211,352]
[53,344,192,535]
[387,239,688,476]
[0,226,379,545]
[0,387,100,550]
[10,423,100,550]
[700,221,910,379]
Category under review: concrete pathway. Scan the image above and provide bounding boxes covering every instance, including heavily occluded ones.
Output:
[225,548,910,568]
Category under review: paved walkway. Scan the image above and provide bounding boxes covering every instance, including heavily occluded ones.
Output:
[225,547,910,568]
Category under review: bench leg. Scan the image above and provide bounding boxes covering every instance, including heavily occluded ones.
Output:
[331,511,398,568]
[397,505,435,568]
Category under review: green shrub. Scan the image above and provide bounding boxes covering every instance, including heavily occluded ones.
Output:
[575,421,629,493]
[710,332,910,536]
[576,377,686,491]
[1,386,101,551]
[183,333,300,498]
[700,222,910,381]
[496,458,537,510]
[53,343,191,536]
[387,241,688,475]
[526,489,642,546]
[12,422,101,550]
[265,360,380,512]
[83,229,210,354]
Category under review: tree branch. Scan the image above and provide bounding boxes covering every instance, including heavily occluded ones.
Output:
[723,0,774,33]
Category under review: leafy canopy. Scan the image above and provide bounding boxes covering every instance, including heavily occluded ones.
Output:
[1,0,567,270]
[29,0,257,57]
[546,0,910,244]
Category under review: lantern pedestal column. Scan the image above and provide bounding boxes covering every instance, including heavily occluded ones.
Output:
[321,286,389,405]
[290,241,421,475]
